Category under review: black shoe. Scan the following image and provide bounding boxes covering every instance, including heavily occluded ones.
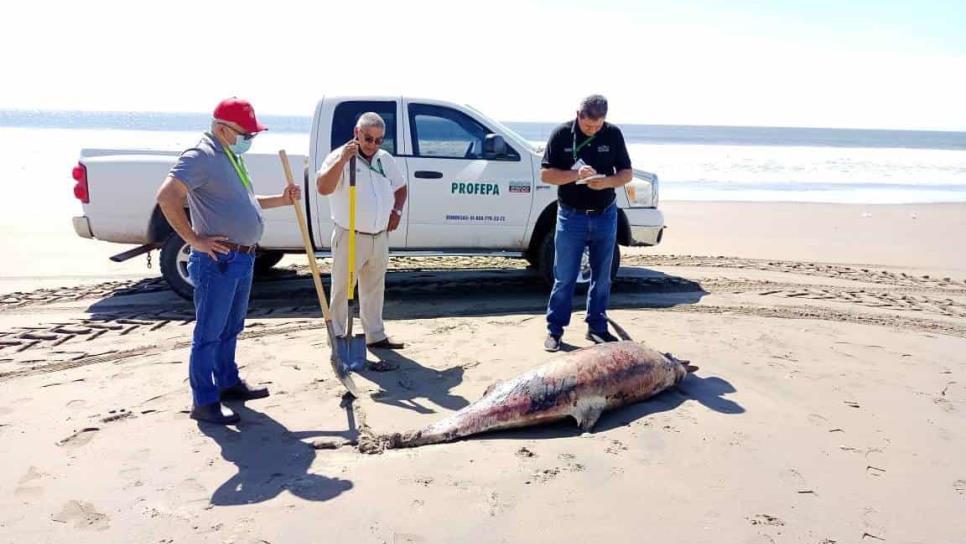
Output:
[190,402,240,425]
[365,359,400,372]
[367,337,405,350]
[220,380,270,402]
[544,334,562,352]
[586,329,619,344]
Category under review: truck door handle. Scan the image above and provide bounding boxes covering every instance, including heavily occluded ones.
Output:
[413,170,443,179]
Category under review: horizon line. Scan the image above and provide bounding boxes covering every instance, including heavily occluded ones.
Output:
[1,107,965,134]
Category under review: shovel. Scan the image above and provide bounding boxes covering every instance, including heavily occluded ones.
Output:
[343,154,368,369]
[277,150,359,397]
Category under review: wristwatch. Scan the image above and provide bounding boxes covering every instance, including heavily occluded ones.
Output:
[391,208,403,216]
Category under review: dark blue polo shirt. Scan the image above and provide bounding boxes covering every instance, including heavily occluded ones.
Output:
[541,120,632,210]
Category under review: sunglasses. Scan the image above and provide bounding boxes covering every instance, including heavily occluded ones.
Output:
[360,134,385,145]
[219,121,256,141]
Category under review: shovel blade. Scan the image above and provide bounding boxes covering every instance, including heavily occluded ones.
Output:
[328,351,360,398]
[335,334,369,371]
[322,323,361,397]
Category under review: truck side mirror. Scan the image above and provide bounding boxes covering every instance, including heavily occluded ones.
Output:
[483,134,508,159]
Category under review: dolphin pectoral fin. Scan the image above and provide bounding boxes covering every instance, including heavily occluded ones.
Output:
[574,407,603,432]
[572,397,607,432]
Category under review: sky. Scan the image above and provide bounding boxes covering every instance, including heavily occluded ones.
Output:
[2,0,965,130]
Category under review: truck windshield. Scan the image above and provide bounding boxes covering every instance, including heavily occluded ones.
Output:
[465,105,537,154]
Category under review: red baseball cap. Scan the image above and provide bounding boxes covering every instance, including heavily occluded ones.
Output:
[213,97,268,133]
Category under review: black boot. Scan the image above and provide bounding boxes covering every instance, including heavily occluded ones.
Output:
[220,380,270,402]
[190,402,240,425]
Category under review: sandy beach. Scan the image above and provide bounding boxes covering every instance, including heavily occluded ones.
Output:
[1,201,964,543]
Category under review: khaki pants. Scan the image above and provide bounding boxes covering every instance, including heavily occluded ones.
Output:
[329,226,389,343]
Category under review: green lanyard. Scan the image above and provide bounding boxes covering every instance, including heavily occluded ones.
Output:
[572,129,596,161]
[360,156,384,177]
[223,147,253,192]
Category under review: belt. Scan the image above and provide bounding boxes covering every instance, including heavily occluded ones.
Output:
[224,242,257,254]
[558,201,614,215]
[337,226,386,236]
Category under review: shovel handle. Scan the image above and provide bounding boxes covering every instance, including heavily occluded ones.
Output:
[348,156,357,301]
[278,150,332,320]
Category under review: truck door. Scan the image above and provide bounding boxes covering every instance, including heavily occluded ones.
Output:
[402,101,533,249]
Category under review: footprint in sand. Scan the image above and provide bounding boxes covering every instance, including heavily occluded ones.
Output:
[119,467,144,490]
[934,397,956,413]
[51,500,109,531]
[861,506,886,537]
[18,466,43,485]
[515,447,537,459]
[605,439,629,455]
[779,468,815,494]
[485,490,507,517]
[15,466,46,498]
[807,413,829,427]
[57,427,99,448]
[164,478,209,508]
[748,513,784,526]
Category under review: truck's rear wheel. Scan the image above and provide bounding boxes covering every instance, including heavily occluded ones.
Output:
[537,231,620,289]
[254,250,284,276]
[160,235,194,300]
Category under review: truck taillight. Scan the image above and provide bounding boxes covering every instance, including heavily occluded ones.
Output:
[72,163,89,203]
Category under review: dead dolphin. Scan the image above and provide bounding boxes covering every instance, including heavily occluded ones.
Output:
[363,339,697,452]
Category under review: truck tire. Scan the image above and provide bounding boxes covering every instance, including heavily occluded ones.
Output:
[524,252,539,268]
[254,250,284,276]
[159,234,194,300]
[537,231,621,289]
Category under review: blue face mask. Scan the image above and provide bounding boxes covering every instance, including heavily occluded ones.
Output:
[230,134,252,155]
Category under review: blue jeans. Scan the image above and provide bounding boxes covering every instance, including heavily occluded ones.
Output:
[546,202,617,337]
[186,250,254,407]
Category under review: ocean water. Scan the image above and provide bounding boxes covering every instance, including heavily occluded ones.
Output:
[2,109,965,206]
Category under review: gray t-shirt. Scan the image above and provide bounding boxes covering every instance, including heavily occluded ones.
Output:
[168,133,264,246]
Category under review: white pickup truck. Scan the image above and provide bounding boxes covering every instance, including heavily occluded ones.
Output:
[70,96,665,299]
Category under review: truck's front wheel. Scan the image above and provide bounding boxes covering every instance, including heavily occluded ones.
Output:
[159,234,194,300]
[537,231,621,289]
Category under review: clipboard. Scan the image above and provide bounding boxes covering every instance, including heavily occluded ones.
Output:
[575,174,606,185]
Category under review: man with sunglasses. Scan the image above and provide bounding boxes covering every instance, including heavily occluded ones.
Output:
[157,97,301,425]
[540,95,633,352]
[317,112,408,360]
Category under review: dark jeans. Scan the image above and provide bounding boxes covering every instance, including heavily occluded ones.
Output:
[186,250,254,406]
[546,202,617,337]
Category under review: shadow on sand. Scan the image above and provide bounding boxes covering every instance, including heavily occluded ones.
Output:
[197,402,354,506]
[86,266,709,323]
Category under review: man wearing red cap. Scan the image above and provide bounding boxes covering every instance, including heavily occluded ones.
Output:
[157,98,300,425]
